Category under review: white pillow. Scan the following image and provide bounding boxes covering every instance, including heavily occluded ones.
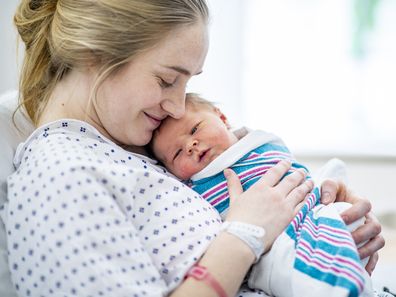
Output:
[0,90,34,297]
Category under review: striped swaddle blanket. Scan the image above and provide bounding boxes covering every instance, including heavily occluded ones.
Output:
[189,130,369,297]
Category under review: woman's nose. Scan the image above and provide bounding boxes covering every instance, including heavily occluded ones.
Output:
[186,139,198,155]
[161,89,186,119]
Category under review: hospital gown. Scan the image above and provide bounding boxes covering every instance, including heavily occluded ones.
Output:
[0,119,269,297]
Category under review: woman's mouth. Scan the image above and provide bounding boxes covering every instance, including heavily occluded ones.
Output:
[144,112,163,128]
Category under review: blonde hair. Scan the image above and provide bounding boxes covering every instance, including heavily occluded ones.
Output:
[14,0,209,126]
[185,92,216,110]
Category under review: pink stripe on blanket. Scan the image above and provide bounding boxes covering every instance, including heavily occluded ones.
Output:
[202,181,228,199]
[296,248,364,291]
[298,241,364,276]
[302,224,357,248]
[210,191,229,207]
[305,216,354,239]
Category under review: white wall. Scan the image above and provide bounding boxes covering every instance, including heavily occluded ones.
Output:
[187,0,247,127]
[0,1,21,94]
[242,0,396,157]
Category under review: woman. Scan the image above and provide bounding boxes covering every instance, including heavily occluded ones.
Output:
[2,0,383,296]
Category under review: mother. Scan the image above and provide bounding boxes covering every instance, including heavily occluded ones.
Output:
[2,0,383,296]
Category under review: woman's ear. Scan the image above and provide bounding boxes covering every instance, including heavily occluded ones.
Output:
[214,107,232,129]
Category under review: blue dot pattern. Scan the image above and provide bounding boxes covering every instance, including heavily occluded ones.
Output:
[0,119,265,296]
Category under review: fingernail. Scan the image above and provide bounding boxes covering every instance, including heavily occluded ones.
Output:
[341,214,348,223]
[223,169,231,178]
[366,264,373,276]
[322,192,331,203]
[300,168,307,176]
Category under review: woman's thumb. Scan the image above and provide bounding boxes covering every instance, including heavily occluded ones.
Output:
[224,168,243,204]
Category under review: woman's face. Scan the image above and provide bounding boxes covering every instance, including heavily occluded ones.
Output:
[95,22,209,146]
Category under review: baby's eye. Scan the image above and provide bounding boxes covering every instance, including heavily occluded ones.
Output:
[191,123,199,134]
[173,149,182,160]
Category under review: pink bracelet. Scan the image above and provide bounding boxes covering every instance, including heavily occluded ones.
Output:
[185,264,228,297]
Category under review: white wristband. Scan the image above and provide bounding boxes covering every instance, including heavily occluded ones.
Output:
[220,221,266,263]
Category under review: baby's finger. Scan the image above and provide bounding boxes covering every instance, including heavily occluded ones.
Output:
[224,168,243,204]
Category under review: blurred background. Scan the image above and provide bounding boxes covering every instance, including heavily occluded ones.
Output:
[1,0,395,291]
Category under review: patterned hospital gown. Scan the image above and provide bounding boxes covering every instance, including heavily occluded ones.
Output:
[0,119,269,297]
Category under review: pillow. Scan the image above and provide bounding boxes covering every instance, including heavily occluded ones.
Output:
[0,90,34,297]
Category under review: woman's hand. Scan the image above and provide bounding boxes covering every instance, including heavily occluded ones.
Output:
[224,160,314,252]
[320,179,385,275]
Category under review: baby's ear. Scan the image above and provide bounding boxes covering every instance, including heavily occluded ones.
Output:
[214,107,232,129]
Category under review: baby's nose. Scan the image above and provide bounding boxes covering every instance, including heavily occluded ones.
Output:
[187,140,198,154]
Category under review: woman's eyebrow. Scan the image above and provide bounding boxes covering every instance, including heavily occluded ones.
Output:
[165,65,203,76]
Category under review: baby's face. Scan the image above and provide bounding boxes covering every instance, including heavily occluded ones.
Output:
[152,104,238,180]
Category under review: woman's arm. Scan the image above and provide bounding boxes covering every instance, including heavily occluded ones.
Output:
[171,161,313,297]
[172,231,255,297]
[320,180,385,274]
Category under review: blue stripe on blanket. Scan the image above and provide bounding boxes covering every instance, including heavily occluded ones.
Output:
[190,142,365,296]
[295,258,360,297]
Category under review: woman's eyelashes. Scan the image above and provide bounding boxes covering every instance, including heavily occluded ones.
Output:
[158,77,176,88]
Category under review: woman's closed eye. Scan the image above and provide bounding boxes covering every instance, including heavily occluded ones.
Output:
[158,77,176,88]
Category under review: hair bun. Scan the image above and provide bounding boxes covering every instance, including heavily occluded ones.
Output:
[29,0,46,10]
[14,0,57,49]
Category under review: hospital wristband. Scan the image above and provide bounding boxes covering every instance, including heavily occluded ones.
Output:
[185,264,228,297]
[220,221,266,263]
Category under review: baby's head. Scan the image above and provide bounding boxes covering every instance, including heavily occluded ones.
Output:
[151,93,238,180]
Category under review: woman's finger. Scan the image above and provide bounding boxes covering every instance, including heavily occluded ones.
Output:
[341,198,372,225]
[351,212,380,244]
[320,179,343,204]
[224,168,243,205]
[292,195,310,217]
[256,160,292,187]
[364,252,379,275]
[275,167,307,196]
[358,235,385,260]
[287,179,313,209]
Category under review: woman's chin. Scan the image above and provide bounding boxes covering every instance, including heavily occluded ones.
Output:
[124,132,152,149]
[141,131,156,146]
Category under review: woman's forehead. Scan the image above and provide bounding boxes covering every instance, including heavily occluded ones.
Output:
[147,23,209,73]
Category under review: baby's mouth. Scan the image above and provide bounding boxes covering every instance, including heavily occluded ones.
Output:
[199,149,209,162]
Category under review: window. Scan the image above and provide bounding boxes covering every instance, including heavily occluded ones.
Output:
[188,0,396,157]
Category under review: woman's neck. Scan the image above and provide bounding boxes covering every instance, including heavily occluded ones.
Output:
[38,68,102,132]
[37,68,153,157]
